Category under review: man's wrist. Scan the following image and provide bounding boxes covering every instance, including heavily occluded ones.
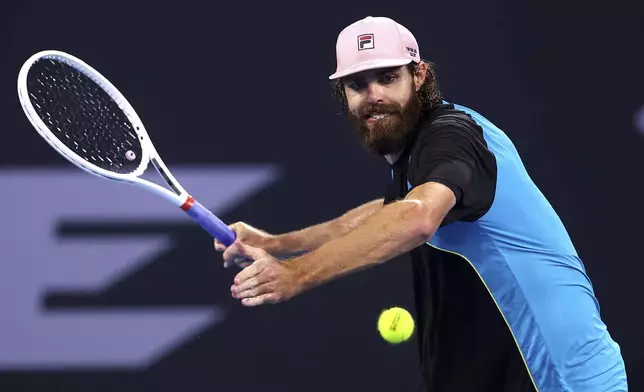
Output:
[282,253,311,294]
[264,234,286,257]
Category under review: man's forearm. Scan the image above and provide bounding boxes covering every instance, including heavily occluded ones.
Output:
[271,198,384,257]
[292,199,437,292]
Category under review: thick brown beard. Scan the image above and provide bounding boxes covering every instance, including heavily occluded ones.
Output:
[348,90,423,155]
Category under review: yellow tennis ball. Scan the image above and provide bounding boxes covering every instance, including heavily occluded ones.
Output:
[377,307,415,344]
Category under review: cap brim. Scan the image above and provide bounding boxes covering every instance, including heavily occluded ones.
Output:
[328,58,413,80]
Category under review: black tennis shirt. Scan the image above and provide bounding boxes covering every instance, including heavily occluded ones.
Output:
[383,103,535,392]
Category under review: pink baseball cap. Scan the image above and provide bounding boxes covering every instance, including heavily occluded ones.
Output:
[328,16,420,80]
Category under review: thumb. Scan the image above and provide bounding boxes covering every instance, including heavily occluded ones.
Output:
[234,240,268,260]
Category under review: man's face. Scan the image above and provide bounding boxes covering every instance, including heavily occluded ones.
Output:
[343,65,422,155]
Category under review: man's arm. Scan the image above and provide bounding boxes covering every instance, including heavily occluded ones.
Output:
[292,183,455,292]
[268,198,384,257]
[229,120,495,306]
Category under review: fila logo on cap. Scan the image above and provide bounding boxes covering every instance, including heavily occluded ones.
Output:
[357,33,374,50]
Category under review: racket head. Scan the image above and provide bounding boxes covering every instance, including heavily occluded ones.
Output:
[17,50,153,181]
[17,51,236,242]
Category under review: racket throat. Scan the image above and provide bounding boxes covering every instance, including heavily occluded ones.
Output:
[152,157,183,195]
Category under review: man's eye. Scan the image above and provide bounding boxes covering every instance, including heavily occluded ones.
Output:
[382,74,397,83]
[347,81,365,90]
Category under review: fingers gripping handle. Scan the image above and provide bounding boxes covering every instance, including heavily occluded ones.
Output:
[181,196,236,246]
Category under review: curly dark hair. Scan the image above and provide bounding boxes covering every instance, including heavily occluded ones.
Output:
[330,59,443,115]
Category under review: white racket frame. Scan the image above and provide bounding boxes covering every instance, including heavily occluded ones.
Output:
[17,50,190,208]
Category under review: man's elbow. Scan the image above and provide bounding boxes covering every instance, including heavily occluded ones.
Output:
[412,217,438,243]
[397,200,440,242]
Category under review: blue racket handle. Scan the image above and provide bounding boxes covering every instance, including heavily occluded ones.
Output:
[181,196,236,246]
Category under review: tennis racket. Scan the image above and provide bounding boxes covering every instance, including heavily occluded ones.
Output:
[17,49,236,246]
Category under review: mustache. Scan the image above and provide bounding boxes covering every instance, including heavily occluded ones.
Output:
[356,103,402,118]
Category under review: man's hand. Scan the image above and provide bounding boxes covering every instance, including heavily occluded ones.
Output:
[215,222,275,268]
[227,240,303,306]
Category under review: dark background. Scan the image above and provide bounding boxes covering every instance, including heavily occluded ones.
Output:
[1,0,642,390]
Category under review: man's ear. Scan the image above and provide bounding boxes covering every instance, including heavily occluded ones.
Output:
[413,61,428,91]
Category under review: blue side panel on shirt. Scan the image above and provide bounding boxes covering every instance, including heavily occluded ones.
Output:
[409,102,627,391]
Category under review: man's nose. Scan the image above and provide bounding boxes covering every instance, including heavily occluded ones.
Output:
[366,82,385,103]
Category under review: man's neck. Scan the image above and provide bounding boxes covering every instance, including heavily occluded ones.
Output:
[382,111,432,166]
[384,151,403,165]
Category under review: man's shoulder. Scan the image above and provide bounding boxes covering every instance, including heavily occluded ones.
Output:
[414,103,485,144]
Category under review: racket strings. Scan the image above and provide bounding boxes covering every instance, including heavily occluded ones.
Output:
[26,59,143,174]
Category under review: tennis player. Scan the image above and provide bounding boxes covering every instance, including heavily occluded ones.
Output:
[215,16,628,392]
